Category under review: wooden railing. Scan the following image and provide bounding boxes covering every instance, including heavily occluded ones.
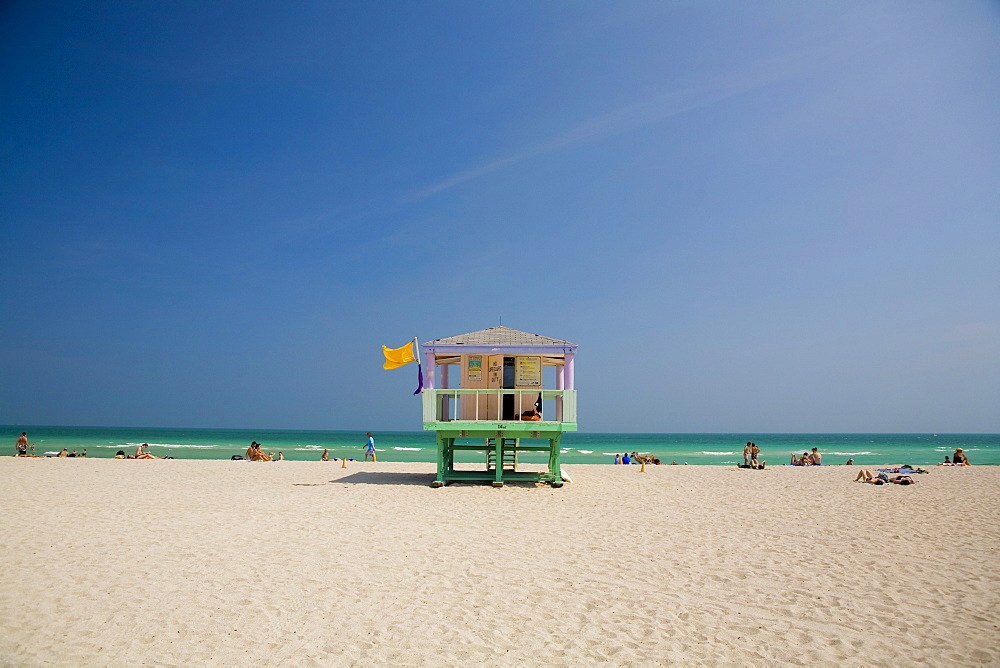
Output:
[421,389,577,424]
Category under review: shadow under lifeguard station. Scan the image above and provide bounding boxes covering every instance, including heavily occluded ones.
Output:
[330,471,438,486]
[420,326,578,488]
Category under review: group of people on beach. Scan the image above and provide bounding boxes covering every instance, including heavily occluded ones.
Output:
[56,448,86,457]
[740,442,765,469]
[237,433,375,462]
[320,433,377,462]
[854,470,916,485]
[15,432,91,458]
[614,452,661,465]
[11,431,978,467]
[850,447,972,487]
[790,447,823,466]
[941,449,971,465]
[241,442,278,461]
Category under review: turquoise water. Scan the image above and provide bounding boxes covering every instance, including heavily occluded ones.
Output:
[3,426,997,466]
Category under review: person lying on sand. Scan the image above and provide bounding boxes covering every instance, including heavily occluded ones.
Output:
[855,470,915,485]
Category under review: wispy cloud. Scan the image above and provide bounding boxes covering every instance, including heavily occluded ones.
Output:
[407,56,802,202]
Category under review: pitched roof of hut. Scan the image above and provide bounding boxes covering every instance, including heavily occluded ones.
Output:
[427,326,576,347]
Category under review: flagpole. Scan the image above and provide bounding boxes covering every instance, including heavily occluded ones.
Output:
[413,337,421,366]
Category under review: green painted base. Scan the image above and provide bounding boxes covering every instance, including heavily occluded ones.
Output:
[430,429,567,488]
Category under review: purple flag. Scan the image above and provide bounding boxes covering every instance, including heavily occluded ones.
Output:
[413,363,423,395]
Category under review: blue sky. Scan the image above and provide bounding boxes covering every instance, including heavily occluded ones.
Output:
[2,1,998,433]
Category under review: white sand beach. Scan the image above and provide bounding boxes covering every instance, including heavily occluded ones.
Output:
[1,459,997,665]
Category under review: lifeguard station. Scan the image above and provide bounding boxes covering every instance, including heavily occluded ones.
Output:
[420,326,578,487]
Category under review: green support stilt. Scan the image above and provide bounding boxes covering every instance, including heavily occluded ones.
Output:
[549,435,563,487]
[493,436,504,487]
[433,434,446,487]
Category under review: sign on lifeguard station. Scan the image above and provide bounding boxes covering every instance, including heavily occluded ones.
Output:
[383,326,578,487]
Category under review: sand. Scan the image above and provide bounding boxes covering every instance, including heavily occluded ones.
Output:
[1,459,997,666]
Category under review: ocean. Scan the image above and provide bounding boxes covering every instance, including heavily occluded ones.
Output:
[4,426,997,466]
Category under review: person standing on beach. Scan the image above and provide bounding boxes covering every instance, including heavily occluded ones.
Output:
[321,449,329,461]
[743,442,751,466]
[809,448,822,465]
[16,432,29,456]
[364,433,376,461]
[750,443,760,467]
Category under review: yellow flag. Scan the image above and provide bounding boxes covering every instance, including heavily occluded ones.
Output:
[382,341,416,370]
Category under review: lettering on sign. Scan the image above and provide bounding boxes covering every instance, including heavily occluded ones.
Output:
[488,360,502,386]
[516,356,542,387]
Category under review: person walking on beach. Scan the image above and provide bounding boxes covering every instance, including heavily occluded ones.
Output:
[364,433,376,461]
[16,432,29,456]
